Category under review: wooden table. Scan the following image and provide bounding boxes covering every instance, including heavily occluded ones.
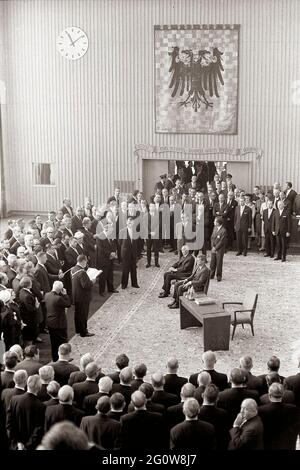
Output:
[179,296,231,351]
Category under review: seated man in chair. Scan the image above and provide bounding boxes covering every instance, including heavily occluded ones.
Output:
[158,245,195,298]
[168,254,210,309]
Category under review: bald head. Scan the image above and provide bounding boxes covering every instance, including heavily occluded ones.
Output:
[120,366,133,385]
[52,281,64,293]
[58,385,74,404]
[151,372,164,390]
[202,350,216,369]
[167,358,179,372]
[131,391,147,410]
[241,398,257,420]
[197,371,212,387]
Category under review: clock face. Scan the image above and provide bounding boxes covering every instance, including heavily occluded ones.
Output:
[57,27,89,60]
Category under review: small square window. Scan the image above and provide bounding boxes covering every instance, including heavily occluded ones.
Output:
[33,163,55,185]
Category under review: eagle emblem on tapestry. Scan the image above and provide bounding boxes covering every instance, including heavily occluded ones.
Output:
[155,25,239,134]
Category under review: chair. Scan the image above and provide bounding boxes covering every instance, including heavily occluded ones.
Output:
[222,288,258,340]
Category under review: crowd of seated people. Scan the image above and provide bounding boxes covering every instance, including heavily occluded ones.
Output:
[1,348,300,450]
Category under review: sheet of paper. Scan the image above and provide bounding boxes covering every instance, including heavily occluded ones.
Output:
[86,268,102,281]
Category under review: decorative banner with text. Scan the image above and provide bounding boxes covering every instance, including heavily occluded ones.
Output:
[155,24,240,134]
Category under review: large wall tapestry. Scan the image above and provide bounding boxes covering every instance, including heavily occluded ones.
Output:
[155,24,240,134]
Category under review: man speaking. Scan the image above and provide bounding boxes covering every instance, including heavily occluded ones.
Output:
[71,255,96,338]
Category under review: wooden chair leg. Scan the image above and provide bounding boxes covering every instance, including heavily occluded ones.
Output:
[231,323,236,340]
[250,323,254,336]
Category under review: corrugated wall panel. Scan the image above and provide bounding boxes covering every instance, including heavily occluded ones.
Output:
[2,0,300,212]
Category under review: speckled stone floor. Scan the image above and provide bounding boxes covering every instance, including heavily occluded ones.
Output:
[69,251,300,380]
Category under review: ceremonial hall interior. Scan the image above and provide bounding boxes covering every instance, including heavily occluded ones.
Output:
[0,0,300,453]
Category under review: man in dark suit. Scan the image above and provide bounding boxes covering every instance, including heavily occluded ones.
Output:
[0,352,18,391]
[239,356,264,394]
[258,355,285,395]
[71,254,96,337]
[259,373,295,405]
[71,207,84,234]
[43,381,60,407]
[170,397,216,450]
[82,376,113,416]
[119,217,139,289]
[6,374,45,449]
[258,383,300,449]
[44,385,84,432]
[107,187,121,207]
[199,383,231,450]
[96,224,118,296]
[151,372,179,409]
[48,343,79,386]
[159,245,194,298]
[1,370,27,414]
[18,277,40,344]
[72,362,99,409]
[82,217,96,267]
[169,253,210,309]
[45,245,63,288]
[145,203,160,268]
[234,195,252,256]
[272,200,291,262]
[210,216,227,282]
[45,281,71,362]
[213,193,228,222]
[189,350,229,391]
[130,363,147,392]
[263,199,276,258]
[60,198,74,217]
[120,391,167,450]
[80,396,121,449]
[165,383,195,430]
[14,345,43,375]
[164,358,188,397]
[284,181,297,210]
[154,174,167,193]
[111,367,133,412]
[228,398,264,449]
[107,353,130,384]
[217,369,259,426]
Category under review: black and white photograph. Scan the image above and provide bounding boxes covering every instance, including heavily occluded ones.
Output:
[0,0,300,458]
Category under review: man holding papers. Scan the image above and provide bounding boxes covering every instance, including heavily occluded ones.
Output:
[71,255,98,337]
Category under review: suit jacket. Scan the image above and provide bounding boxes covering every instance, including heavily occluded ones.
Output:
[7,392,45,449]
[64,247,79,269]
[244,372,264,394]
[163,374,188,398]
[189,369,228,391]
[18,288,39,330]
[165,402,184,430]
[45,291,71,330]
[47,360,79,386]
[152,390,179,409]
[228,415,264,449]
[284,373,300,407]
[120,410,167,450]
[111,384,133,410]
[80,413,121,450]
[198,405,231,450]
[61,205,74,217]
[34,264,52,294]
[43,397,59,407]
[44,403,84,432]
[72,380,99,409]
[170,419,216,450]
[258,402,300,449]
[213,202,228,219]
[127,400,165,415]
[211,226,227,252]
[262,208,276,234]
[82,228,96,263]
[1,387,25,414]
[217,388,259,426]
[96,236,117,268]
[234,205,252,232]
[285,188,297,208]
[37,384,50,402]
[71,264,93,303]
[0,371,15,391]
[186,264,210,293]
[71,215,83,234]
[172,254,195,277]
[119,229,138,265]
[45,253,62,277]
[107,371,121,384]
[259,390,295,405]
[272,208,291,235]
[130,378,144,393]
[107,410,127,422]
[83,392,110,416]
[14,358,43,375]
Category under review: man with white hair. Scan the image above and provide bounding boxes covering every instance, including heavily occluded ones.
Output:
[7,374,45,449]
[74,231,85,254]
[228,398,263,449]
[9,344,23,362]
[44,381,60,407]
[1,369,27,413]
[189,350,229,391]
[44,385,84,432]
[120,391,166,450]
[44,281,71,361]
[258,383,300,449]
[83,376,113,416]
[194,371,212,405]
[111,367,134,411]
[151,372,179,409]
[170,397,215,450]
[68,352,94,386]
[37,366,55,402]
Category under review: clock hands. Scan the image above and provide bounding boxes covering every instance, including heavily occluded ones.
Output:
[66,31,75,46]
[72,35,85,45]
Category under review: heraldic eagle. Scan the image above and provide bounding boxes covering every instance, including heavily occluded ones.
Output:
[168,47,224,112]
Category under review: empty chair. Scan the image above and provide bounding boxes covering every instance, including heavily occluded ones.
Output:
[222,289,258,340]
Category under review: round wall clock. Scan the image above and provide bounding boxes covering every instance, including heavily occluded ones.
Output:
[57,26,89,60]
